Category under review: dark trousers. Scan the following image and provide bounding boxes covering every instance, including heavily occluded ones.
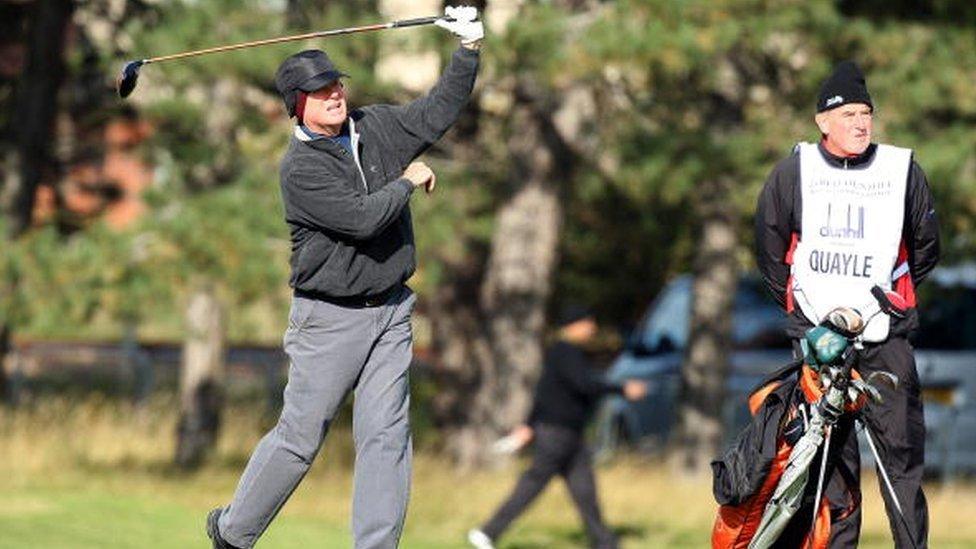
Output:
[821,337,929,549]
[481,423,617,549]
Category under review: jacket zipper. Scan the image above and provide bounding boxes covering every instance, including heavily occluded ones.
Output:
[349,118,369,193]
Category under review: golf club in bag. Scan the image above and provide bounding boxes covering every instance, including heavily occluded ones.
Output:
[711,285,918,549]
[116,14,455,98]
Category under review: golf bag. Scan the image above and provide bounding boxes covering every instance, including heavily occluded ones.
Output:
[710,357,866,549]
[712,289,910,549]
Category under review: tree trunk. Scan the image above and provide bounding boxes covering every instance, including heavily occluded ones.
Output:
[421,0,589,469]
[0,0,73,405]
[7,0,73,235]
[0,324,10,404]
[433,183,562,469]
[482,181,562,420]
[432,93,569,469]
[175,283,226,469]
[672,177,738,475]
[284,0,311,29]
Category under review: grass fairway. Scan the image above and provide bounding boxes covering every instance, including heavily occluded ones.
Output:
[2,397,975,548]
[0,484,350,548]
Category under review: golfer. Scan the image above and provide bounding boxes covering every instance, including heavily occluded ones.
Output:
[206,7,482,548]
[468,305,648,549]
[755,60,939,548]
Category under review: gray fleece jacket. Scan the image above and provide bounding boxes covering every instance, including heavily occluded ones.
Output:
[279,47,479,298]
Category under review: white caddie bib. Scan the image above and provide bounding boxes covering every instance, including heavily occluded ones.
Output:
[791,142,912,342]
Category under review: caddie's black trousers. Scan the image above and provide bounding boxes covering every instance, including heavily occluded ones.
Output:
[481,423,617,549]
[824,337,929,549]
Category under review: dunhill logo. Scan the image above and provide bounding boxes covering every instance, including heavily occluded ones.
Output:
[820,203,864,240]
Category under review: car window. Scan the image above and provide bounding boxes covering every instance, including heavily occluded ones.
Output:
[913,285,976,350]
[635,277,692,354]
[634,276,790,354]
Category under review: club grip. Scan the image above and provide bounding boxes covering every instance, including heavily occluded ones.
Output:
[870,285,886,304]
[392,16,450,28]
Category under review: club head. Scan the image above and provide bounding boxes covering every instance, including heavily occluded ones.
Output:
[850,379,883,404]
[823,306,864,338]
[866,370,900,391]
[117,59,145,99]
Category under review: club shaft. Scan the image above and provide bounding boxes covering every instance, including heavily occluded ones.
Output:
[859,419,919,549]
[808,425,832,548]
[144,16,442,65]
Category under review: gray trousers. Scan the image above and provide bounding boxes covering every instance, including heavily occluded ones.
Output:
[219,287,416,549]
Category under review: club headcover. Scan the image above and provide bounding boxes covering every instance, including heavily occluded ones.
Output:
[805,325,850,368]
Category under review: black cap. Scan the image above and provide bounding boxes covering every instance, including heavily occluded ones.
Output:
[274,50,348,117]
[817,60,873,113]
[556,303,594,328]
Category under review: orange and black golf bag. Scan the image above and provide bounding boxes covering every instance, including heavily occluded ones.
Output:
[712,290,913,549]
[710,357,866,549]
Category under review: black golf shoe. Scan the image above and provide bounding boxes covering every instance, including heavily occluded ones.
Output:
[206,508,240,549]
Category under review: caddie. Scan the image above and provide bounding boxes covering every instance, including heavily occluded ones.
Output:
[755,60,940,548]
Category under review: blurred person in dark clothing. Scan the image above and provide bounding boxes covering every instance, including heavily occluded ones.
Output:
[467,305,648,549]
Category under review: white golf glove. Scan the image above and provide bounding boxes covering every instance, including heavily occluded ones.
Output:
[490,425,533,455]
[435,5,484,46]
[490,433,523,455]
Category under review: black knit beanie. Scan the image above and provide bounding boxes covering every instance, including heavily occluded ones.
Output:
[816,61,873,113]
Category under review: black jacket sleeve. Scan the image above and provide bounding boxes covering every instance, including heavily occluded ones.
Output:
[366,47,479,169]
[559,349,624,398]
[281,165,414,240]
[755,154,799,309]
[902,160,940,286]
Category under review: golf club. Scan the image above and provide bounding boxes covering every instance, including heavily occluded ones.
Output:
[859,419,920,549]
[117,15,453,98]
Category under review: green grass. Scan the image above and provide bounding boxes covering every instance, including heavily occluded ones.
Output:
[2,396,976,548]
[0,484,351,548]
